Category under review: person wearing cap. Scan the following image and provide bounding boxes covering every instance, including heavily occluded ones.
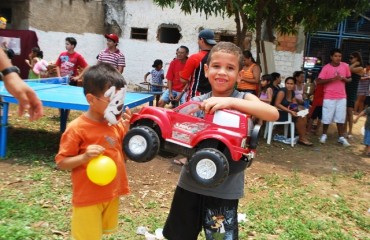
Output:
[144,59,164,105]
[0,17,6,29]
[180,29,216,101]
[97,34,126,74]
[55,37,88,86]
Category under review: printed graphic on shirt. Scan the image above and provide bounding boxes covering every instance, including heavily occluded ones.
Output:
[204,207,238,240]
[60,55,75,77]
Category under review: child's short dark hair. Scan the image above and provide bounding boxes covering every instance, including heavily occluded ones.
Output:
[330,48,341,56]
[207,42,243,70]
[65,37,77,47]
[83,62,126,96]
[270,72,281,81]
[293,71,304,79]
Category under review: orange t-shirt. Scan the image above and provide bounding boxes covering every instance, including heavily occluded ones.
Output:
[55,114,130,207]
[237,63,258,91]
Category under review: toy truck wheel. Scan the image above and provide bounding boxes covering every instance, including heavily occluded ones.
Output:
[123,126,159,162]
[188,148,229,188]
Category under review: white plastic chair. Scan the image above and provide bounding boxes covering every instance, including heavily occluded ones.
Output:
[264,112,295,147]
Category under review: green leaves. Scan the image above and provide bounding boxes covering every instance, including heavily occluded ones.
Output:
[153,0,370,48]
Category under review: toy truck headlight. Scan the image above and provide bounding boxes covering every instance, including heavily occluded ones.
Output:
[241,138,247,148]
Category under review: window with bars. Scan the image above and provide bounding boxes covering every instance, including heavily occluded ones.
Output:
[131,28,148,40]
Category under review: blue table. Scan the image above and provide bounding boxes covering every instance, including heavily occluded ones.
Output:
[0,80,154,158]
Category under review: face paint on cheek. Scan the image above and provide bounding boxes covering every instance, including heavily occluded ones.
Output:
[103,86,127,125]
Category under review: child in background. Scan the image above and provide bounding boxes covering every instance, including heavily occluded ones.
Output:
[307,79,324,135]
[55,63,131,239]
[144,59,165,92]
[144,59,165,105]
[259,74,273,104]
[354,107,370,155]
[257,74,273,125]
[162,42,279,240]
[25,47,43,79]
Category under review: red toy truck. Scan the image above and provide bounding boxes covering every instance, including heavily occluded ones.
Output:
[123,101,261,187]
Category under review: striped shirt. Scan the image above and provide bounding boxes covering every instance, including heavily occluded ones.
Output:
[97,48,126,70]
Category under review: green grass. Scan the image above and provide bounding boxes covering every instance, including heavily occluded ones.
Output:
[0,105,369,239]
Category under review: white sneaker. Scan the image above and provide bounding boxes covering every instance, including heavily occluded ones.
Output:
[320,134,327,144]
[338,137,351,146]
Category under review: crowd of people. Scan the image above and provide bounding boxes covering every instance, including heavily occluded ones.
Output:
[2,23,370,239]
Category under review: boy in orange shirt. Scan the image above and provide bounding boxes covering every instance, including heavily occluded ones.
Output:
[55,63,131,239]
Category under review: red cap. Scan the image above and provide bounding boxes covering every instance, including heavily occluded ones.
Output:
[104,33,119,43]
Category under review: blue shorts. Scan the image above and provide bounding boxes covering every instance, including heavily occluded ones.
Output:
[151,86,162,92]
[364,129,370,146]
[160,89,187,104]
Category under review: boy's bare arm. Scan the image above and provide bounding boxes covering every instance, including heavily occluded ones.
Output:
[354,110,365,124]
[201,96,279,121]
[144,72,150,82]
[57,145,105,170]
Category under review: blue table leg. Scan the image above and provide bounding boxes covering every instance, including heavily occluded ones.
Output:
[60,109,68,132]
[0,102,9,158]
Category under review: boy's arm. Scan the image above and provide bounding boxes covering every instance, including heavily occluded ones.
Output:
[200,95,279,121]
[56,66,61,77]
[117,66,124,74]
[144,72,150,82]
[353,110,365,123]
[57,145,105,170]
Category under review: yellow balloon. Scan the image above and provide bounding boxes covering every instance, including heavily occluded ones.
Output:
[87,155,117,186]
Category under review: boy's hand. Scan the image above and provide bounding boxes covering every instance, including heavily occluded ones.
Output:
[122,107,132,130]
[84,145,105,160]
[201,97,231,114]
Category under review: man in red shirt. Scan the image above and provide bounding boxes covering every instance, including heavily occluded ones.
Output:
[180,29,216,101]
[55,37,88,86]
[158,46,189,107]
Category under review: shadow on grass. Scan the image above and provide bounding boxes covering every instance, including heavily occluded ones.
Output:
[5,126,62,167]
[256,134,370,177]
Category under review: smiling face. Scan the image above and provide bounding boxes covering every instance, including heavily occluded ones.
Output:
[285,78,295,91]
[330,52,342,66]
[204,51,242,97]
[177,47,188,61]
[106,39,117,49]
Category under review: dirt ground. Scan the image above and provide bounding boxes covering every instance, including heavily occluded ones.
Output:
[0,113,369,238]
[1,115,369,199]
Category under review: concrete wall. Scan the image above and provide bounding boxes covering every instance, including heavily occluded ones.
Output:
[32,0,239,84]
[29,0,105,34]
[4,0,304,83]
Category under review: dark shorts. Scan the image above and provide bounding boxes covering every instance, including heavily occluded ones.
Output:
[365,96,370,106]
[151,86,162,92]
[163,187,239,240]
[277,110,297,122]
[347,96,356,108]
[310,106,322,120]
